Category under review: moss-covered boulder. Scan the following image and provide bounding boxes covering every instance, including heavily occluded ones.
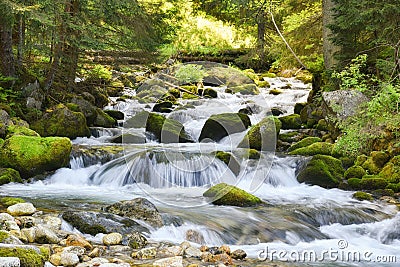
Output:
[146,113,193,143]
[238,117,281,151]
[94,108,117,128]
[0,197,25,207]
[203,183,262,207]
[380,156,400,183]
[229,84,259,95]
[355,155,368,166]
[31,105,90,139]
[104,110,124,120]
[152,101,174,113]
[297,155,344,188]
[288,137,322,152]
[362,157,382,175]
[199,113,251,142]
[294,103,307,115]
[0,244,49,267]
[347,178,362,190]
[359,177,388,190]
[203,88,218,98]
[5,125,40,139]
[289,142,334,156]
[269,89,282,95]
[386,182,400,193]
[215,151,241,176]
[125,111,150,128]
[246,149,261,159]
[353,191,373,201]
[344,166,366,179]
[0,168,23,185]
[279,114,302,130]
[0,136,72,178]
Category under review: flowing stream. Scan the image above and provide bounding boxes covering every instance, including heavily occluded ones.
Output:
[1,76,400,266]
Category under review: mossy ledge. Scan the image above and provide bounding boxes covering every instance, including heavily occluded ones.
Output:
[0,244,49,267]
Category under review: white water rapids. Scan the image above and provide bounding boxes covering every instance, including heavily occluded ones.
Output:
[1,75,400,266]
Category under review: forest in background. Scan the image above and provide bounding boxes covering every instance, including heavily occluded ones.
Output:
[0,0,400,157]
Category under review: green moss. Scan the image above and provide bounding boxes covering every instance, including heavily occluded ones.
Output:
[269,89,283,95]
[0,138,4,147]
[289,142,334,156]
[65,103,80,112]
[279,114,302,130]
[203,88,218,98]
[344,166,366,179]
[180,85,198,94]
[168,88,181,98]
[215,151,232,165]
[31,105,90,139]
[94,108,117,128]
[362,157,382,175]
[297,155,344,188]
[0,196,25,207]
[0,135,72,178]
[380,156,400,183]
[355,155,368,166]
[145,113,193,143]
[0,246,48,267]
[203,183,262,207]
[0,231,10,242]
[199,113,251,142]
[370,151,390,168]
[0,168,23,185]
[347,178,362,190]
[340,156,355,169]
[260,72,276,78]
[6,125,40,139]
[229,84,259,95]
[359,177,388,190]
[288,137,322,152]
[315,119,329,131]
[257,80,270,88]
[104,110,124,120]
[238,116,281,151]
[372,189,394,197]
[242,69,259,83]
[386,183,400,193]
[295,71,313,84]
[279,131,302,142]
[182,92,199,99]
[247,149,261,159]
[353,191,373,201]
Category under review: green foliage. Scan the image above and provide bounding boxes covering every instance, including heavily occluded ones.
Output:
[175,64,206,84]
[86,65,113,81]
[331,54,371,92]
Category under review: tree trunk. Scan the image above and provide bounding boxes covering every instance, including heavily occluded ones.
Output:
[257,19,266,66]
[17,14,25,71]
[0,5,15,77]
[322,0,340,70]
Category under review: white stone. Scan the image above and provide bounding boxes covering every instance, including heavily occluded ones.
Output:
[7,203,36,216]
[153,256,183,267]
[0,213,14,222]
[60,252,80,266]
[102,233,122,246]
[63,246,85,256]
[35,225,60,244]
[184,246,202,258]
[0,257,20,267]
[43,216,62,231]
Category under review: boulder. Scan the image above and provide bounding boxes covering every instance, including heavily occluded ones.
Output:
[297,155,344,188]
[31,105,90,139]
[0,110,12,139]
[104,110,124,120]
[380,156,400,183]
[104,198,163,228]
[199,113,251,142]
[203,183,262,207]
[70,97,97,125]
[238,117,281,151]
[294,103,307,115]
[0,168,22,185]
[65,235,92,250]
[123,232,147,249]
[60,252,79,266]
[279,114,302,129]
[203,88,218,98]
[231,249,247,260]
[145,113,194,143]
[94,108,117,128]
[353,191,373,201]
[214,151,240,176]
[289,142,334,156]
[0,244,48,267]
[7,203,36,216]
[153,101,174,113]
[344,166,366,179]
[103,233,122,246]
[322,90,368,121]
[0,136,72,178]
[62,211,149,235]
[125,111,149,128]
[109,133,145,144]
[33,225,60,244]
[0,257,20,267]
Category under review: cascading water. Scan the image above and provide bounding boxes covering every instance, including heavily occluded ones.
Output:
[1,69,400,266]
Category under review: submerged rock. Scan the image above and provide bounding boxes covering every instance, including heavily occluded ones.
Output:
[0,136,72,178]
[104,198,163,228]
[199,113,251,142]
[62,211,149,235]
[203,183,262,207]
